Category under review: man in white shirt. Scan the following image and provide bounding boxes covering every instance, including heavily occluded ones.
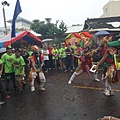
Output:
[41,46,49,72]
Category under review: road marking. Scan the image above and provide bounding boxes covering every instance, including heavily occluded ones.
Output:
[73,86,120,92]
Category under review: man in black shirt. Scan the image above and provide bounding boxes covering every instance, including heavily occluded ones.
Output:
[20,47,30,80]
[64,43,74,72]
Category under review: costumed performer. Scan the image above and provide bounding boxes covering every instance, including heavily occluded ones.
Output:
[95,43,119,96]
[68,44,92,84]
[28,45,46,92]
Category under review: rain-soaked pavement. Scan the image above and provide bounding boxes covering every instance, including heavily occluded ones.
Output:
[0,70,120,120]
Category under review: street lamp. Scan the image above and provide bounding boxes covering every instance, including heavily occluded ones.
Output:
[1,1,10,35]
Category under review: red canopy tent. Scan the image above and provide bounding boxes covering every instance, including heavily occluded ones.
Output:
[0,30,42,48]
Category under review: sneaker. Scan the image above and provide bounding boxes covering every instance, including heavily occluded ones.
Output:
[6,88,10,94]
[68,81,72,85]
[94,79,100,82]
[39,88,46,91]
[64,70,67,72]
[104,90,110,96]
[22,83,27,89]
[18,90,23,94]
[110,91,114,96]
[0,101,5,105]
[31,86,35,92]
[4,95,10,99]
[13,86,17,90]
[103,90,107,94]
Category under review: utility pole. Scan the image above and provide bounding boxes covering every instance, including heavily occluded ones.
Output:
[1,1,10,35]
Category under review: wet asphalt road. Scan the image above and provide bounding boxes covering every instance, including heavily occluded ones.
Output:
[0,70,120,120]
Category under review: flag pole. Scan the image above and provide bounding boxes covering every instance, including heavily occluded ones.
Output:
[11,0,22,46]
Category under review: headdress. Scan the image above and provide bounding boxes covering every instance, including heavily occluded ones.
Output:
[32,45,39,51]
[107,39,120,47]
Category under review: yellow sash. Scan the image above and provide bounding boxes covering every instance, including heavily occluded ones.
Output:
[114,54,120,70]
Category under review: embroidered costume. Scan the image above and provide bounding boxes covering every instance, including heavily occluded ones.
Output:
[96,44,119,96]
[68,45,92,84]
[28,45,46,91]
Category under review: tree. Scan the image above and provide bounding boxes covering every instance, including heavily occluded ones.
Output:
[16,28,26,32]
[53,20,67,45]
[45,18,52,23]
[30,18,67,44]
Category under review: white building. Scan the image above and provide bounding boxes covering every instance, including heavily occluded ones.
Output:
[65,24,83,34]
[101,0,120,18]
[0,16,33,37]
[7,16,32,30]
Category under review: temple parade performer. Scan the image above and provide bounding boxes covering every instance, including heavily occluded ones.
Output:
[68,44,92,84]
[91,44,103,82]
[95,42,119,96]
[108,38,120,70]
[28,45,46,92]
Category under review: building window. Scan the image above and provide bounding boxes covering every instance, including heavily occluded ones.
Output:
[105,8,107,12]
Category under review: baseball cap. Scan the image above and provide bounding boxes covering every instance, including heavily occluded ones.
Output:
[53,44,56,47]
[6,46,12,50]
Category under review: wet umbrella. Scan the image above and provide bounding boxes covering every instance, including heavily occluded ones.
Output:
[80,32,92,38]
[95,30,110,36]
[0,48,6,53]
[42,39,53,42]
[115,34,120,38]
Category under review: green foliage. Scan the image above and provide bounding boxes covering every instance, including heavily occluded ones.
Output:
[16,28,26,32]
[30,18,67,44]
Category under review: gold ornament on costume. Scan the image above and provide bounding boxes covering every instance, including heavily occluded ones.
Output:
[108,47,117,55]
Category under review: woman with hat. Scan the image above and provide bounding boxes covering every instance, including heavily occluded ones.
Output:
[59,42,67,70]
[52,44,58,70]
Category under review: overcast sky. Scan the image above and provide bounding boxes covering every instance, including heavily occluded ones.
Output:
[0,0,110,27]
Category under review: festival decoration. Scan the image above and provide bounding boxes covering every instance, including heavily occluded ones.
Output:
[80,32,92,38]
[79,32,92,47]
[65,32,82,46]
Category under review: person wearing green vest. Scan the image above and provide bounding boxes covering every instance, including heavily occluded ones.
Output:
[0,59,10,105]
[52,44,58,70]
[13,49,26,93]
[1,46,17,93]
[59,43,66,70]
[28,46,34,56]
